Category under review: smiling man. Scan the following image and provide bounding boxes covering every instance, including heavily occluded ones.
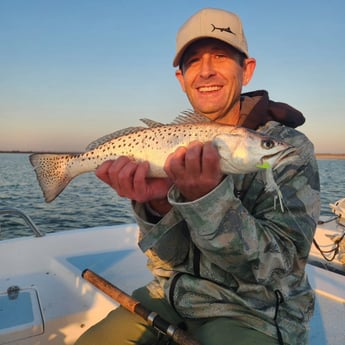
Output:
[175,40,255,125]
[75,8,320,345]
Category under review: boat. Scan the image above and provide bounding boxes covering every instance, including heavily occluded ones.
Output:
[1,201,345,345]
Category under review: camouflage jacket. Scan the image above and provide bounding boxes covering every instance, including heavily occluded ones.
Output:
[132,90,320,344]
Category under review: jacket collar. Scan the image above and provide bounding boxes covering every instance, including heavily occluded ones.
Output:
[239,90,305,130]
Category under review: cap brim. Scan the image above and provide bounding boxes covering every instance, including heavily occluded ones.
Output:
[173,36,249,67]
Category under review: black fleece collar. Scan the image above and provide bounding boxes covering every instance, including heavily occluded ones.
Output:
[239,90,305,130]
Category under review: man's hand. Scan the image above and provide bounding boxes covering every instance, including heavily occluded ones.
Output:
[164,141,224,201]
[96,141,223,214]
[96,157,173,215]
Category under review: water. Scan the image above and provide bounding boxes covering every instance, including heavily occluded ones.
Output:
[0,153,135,239]
[0,153,344,240]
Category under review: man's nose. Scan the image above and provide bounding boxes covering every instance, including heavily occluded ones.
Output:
[199,55,216,78]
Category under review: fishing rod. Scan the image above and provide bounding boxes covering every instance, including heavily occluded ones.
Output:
[82,269,201,345]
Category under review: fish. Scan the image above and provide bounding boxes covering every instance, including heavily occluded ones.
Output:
[29,112,295,204]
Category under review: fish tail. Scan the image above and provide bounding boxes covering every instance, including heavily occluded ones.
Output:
[29,153,76,203]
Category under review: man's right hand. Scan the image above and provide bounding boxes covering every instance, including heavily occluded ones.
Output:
[95,156,173,215]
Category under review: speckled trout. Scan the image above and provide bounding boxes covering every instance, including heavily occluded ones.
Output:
[29,113,294,203]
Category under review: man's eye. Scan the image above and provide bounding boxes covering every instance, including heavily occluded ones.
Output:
[187,57,199,65]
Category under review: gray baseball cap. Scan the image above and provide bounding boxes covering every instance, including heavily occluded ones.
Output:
[173,8,249,67]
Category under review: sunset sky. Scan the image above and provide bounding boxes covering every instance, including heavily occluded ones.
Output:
[1,0,344,153]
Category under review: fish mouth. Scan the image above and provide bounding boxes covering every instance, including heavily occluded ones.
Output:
[262,146,297,170]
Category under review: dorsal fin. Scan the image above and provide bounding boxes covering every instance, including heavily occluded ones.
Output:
[171,110,211,124]
[140,110,209,128]
[85,126,146,151]
[140,118,164,128]
[85,110,210,151]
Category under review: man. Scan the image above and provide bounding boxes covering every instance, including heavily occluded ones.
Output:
[75,8,320,345]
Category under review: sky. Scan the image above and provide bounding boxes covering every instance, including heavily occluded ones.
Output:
[1,0,344,153]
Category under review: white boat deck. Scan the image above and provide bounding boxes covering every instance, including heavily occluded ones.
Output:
[0,225,152,345]
[0,220,344,344]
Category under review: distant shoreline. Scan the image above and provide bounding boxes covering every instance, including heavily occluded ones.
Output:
[315,154,345,160]
[1,151,345,160]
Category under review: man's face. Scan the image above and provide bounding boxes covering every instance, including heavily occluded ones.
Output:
[176,38,255,124]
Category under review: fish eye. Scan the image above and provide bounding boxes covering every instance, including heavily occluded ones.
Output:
[261,139,275,150]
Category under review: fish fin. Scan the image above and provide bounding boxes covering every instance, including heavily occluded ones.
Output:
[85,126,146,151]
[86,110,210,151]
[141,110,210,127]
[29,153,77,203]
[171,110,211,124]
[140,118,165,127]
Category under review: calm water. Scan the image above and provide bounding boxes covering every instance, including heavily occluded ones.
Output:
[0,153,135,239]
[0,153,344,239]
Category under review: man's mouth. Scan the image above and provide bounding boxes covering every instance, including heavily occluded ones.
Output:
[197,85,222,92]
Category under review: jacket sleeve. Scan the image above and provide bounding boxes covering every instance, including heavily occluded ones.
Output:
[133,201,191,275]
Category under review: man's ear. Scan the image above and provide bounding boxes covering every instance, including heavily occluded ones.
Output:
[175,69,186,92]
[243,58,256,86]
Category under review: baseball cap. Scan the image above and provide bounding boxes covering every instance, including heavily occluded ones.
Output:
[173,8,249,67]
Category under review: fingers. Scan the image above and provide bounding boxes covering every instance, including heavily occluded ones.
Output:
[96,157,135,191]
[164,141,223,201]
[164,146,187,180]
[183,141,203,177]
[112,158,142,195]
[165,141,220,178]
[95,157,172,205]
[96,157,143,198]
[132,161,150,195]
[201,141,222,176]
[95,160,116,186]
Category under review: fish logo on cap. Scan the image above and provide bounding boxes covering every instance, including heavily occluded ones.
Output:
[211,24,235,35]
